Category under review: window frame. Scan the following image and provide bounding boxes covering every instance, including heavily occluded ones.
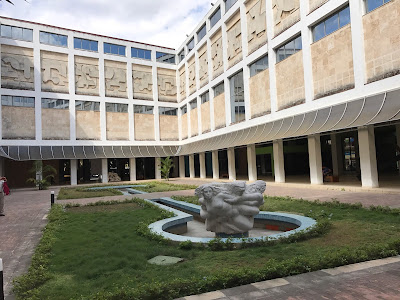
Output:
[134,105,154,115]
[156,52,176,64]
[74,37,98,52]
[42,98,69,110]
[197,23,207,43]
[0,25,33,42]
[187,38,195,53]
[276,35,302,63]
[214,82,225,97]
[1,95,35,108]
[312,6,351,42]
[201,92,210,104]
[131,47,152,60]
[249,55,269,77]
[105,103,128,113]
[159,107,178,116]
[210,6,222,29]
[225,0,238,13]
[104,42,126,56]
[75,100,100,112]
[39,31,68,47]
[366,0,392,13]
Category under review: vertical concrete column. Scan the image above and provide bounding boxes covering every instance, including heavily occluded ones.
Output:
[227,147,236,181]
[70,159,78,186]
[189,154,195,178]
[199,152,206,179]
[247,144,257,182]
[129,158,136,182]
[308,134,323,185]
[358,126,379,188]
[212,150,219,180]
[273,140,285,183]
[155,157,162,180]
[179,156,185,178]
[101,159,108,183]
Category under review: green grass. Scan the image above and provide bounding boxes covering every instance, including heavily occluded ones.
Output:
[57,187,123,200]
[131,181,197,193]
[13,197,400,300]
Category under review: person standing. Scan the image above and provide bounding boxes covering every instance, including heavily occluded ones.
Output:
[0,176,7,216]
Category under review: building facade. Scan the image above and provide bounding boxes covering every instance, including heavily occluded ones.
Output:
[0,0,399,188]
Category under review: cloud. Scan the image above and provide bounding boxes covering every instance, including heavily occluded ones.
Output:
[0,0,213,49]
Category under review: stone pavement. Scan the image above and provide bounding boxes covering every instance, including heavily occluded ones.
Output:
[0,179,399,299]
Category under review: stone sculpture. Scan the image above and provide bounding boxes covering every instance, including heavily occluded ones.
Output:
[195,181,266,237]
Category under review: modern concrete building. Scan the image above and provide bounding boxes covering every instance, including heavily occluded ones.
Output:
[0,0,399,188]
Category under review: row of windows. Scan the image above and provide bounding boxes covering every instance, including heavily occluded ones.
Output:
[1,24,32,41]
[1,96,34,107]
[159,107,178,116]
[313,6,350,42]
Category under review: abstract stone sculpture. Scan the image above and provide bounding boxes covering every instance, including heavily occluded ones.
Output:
[195,181,266,237]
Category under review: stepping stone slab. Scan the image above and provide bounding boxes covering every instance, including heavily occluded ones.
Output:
[148,256,184,266]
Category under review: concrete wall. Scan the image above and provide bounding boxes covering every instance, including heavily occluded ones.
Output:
[309,0,329,12]
[311,25,354,99]
[190,107,199,137]
[106,112,129,140]
[76,111,101,140]
[179,66,186,101]
[246,0,267,55]
[104,60,127,98]
[211,30,224,79]
[249,68,271,118]
[181,113,188,139]
[214,92,226,129]
[41,51,69,93]
[188,56,197,95]
[157,68,177,102]
[75,56,99,96]
[134,113,155,140]
[132,64,153,100]
[42,109,70,140]
[159,115,179,140]
[201,101,211,133]
[363,0,400,83]
[272,0,300,36]
[226,12,243,69]
[2,106,35,139]
[276,51,305,110]
[1,45,34,90]
[198,44,209,88]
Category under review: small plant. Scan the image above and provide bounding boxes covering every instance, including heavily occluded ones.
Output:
[160,156,174,181]
[179,240,193,250]
[26,161,57,190]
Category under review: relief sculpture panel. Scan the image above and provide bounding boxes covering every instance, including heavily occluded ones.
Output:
[246,0,267,55]
[41,51,69,93]
[104,60,127,98]
[226,12,242,68]
[75,56,99,96]
[132,64,153,100]
[157,68,177,102]
[273,0,300,36]
[1,45,34,90]
[198,44,209,88]
[188,57,196,95]
[211,30,223,79]
[179,66,186,101]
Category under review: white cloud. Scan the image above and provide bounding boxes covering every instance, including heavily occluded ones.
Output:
[0,0,213,49]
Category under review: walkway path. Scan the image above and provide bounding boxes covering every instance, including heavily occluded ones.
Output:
[0,180,399,299]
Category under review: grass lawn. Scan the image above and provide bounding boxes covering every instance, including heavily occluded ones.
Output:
[14,197,400,300]
[130,181,197,193]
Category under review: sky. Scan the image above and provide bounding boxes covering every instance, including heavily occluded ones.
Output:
[0,0,213,49]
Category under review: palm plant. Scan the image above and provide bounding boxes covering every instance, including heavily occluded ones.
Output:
[27,161,57,190]
[160,156,174,181]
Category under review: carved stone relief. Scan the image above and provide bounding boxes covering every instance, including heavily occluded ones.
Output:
[1,45,34,90]
[157,68,177,102]
[41,51,69,93]
[188,57,196,95]
[132,64,153,100]
[104,60,127,98]
[179,67,186,100]
[273,0,300,35]
[227,13,242,68]
[75,56,99,96]
[211,31,223,79]
[198,45,208,87]
[247,0,267,54]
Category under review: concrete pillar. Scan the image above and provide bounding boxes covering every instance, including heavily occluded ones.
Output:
[212,150,219,180]
[247,144,257,182]
[155,157,162,180]
[101,159,108,183]
[273,140,285,183]
[358,126,379,188]
[70,159,78,186]
[308,134,323,185]
[179,156,185,178]
[189,154,195,178]
[199,152,206,179]
[227,147,236,181]
[129,158,136,181]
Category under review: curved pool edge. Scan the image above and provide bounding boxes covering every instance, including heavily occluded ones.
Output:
[146,197,317,244]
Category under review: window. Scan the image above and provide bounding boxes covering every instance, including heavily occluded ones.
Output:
[187,38,195,53]
[1,95,34,107]
[230,71,245,123]
[201,92,210,104]
[104,43,126,56]
[225,0,238,12]
[210,7,221,28]
[190,99,197,110]
[74,38,98,52]
[40,31,68,47]
[106,103,128,113]
[75,101,100,111]
[181,105,187,115]
[312,6,350,42]
[131,47,151,60]
[214,82,225,97]
[159,107,177,116]
[1,25,32,42]
[156,52,176,64]
[366,0,391,12]
[134,105,154,114]
[250,55,269,77]
[42,99,69,109]
[178,49,185,63]
[197,24,207,43]
[276,35,302,62]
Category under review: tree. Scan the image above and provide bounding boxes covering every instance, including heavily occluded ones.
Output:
[159,156,174,181]
[27,161,57,190]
